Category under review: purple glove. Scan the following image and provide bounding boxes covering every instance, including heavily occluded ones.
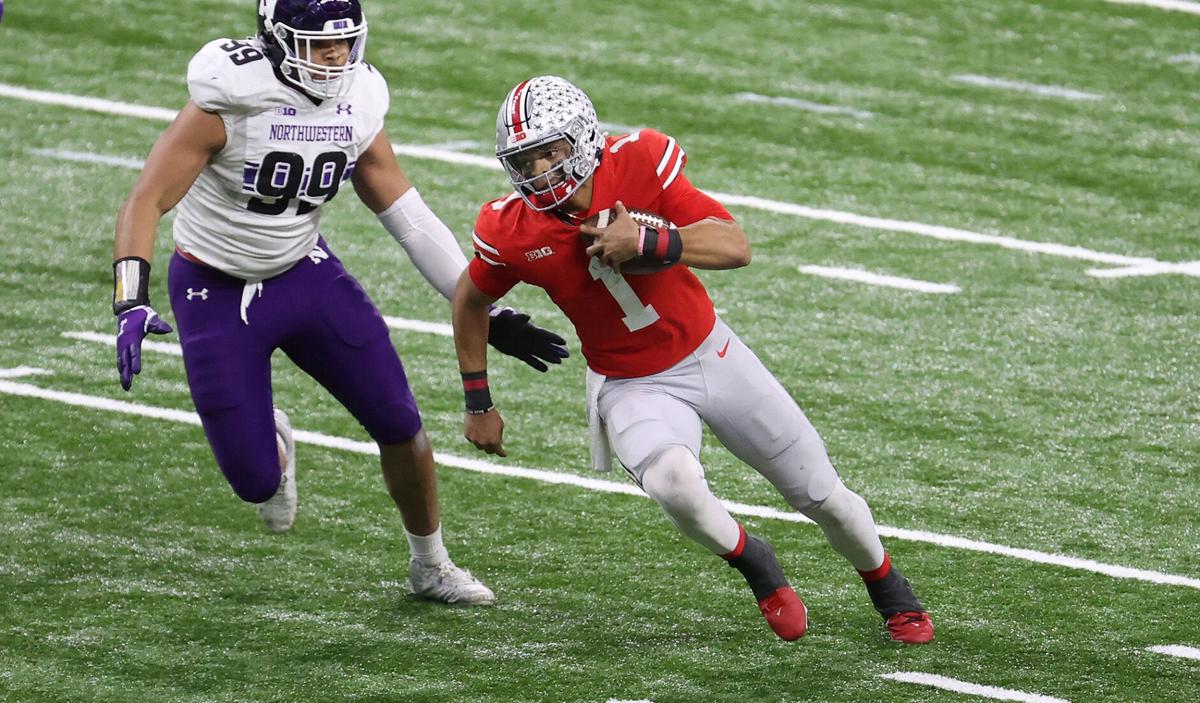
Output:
[116,305,173,391]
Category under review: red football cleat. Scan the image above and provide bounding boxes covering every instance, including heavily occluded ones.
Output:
[758,586,808,641]
[886,611,934,644]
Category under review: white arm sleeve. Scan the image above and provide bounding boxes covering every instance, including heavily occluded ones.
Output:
[378,188,470,301]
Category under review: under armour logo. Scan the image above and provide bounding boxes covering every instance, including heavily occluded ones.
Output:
[186,287,209,301]
[337,103,352,115]
[307,246,330,265]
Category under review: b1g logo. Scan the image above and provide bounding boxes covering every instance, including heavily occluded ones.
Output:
[1,2,5,24]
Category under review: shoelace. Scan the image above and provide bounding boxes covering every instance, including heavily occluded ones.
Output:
[434,562,478,585]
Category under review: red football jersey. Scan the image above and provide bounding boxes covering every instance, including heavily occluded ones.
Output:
[469,129,733,378]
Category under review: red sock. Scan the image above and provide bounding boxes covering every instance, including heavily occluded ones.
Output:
[857,552,892,583]
[721,524,748,561]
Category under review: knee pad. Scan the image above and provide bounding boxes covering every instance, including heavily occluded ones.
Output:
[640,446,711,516]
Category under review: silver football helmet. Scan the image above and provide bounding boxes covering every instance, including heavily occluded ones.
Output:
[257,0,368,99]
[495,76,605,211]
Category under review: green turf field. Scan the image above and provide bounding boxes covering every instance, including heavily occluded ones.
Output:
[1,1,1198,701]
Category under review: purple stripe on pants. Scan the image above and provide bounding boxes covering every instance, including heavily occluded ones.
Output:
[167,241,422,503]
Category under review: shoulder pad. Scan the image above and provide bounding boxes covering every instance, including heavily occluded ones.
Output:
[186,38,274,114]
[353,62,391,116]
[634,128,687,191]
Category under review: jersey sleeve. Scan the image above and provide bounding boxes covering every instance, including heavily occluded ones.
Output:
[467,205,520,299]
[638,129,689,193]
[186,40,240,113]
[635,130,733,226]
[658,172,733,226]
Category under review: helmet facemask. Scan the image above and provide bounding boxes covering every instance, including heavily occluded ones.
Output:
[500,131,592,211]
[496,76,604,212]
[259,0,368,99]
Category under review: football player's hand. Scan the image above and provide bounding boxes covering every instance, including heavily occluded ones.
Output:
[581,200,639,268]
[464,409,506,457]
[488,307,569,372]
[116,305,172,391]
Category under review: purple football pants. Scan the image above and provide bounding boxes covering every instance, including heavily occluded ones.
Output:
[167,240,422,503]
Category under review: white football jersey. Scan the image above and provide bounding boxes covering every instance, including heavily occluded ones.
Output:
[173,37,389,280]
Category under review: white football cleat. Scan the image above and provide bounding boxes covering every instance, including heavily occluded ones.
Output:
[257,407,297,533]
[408,560,495,605]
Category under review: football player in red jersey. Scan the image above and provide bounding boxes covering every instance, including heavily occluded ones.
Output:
[451,75,933,643]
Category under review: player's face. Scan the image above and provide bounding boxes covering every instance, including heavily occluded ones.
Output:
[299,38,351,78]
[509,139,572,184]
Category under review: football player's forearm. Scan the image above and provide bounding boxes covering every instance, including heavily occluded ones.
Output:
[678,218,752,270]
[377,189,469,301]
[452,274,494,373]
[113,196,164,262]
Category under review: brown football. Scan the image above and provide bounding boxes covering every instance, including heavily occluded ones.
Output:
[580,207,678,275]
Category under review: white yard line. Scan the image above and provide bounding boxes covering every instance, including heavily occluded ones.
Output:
[423,139,487,151]
[3,369,1199,592]
[4,84,1171,271]
[704,192,1156,267]
[951,74,1104,102]
[1087,261,1200,278]
[65,319,450,355]
[798,265,961,293]
[599,121,644,135]
[733,92,875,119]
[0,366,53,379]
[0,84,179,121]
[62,331,183,356]
[1106,0,1200,15]
[1146,644,1200,660]
[880,672,1069,703]
[381,316,453,336]
[29,148,146,170]
[1167,53,1200,64]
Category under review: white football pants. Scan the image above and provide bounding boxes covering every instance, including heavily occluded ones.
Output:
[600,318,885,570]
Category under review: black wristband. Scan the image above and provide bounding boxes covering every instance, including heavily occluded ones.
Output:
[462,370,494,415]
[636,226,683,265]
[113,256,151,315]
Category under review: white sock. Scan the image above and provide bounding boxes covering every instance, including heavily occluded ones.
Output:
[405,524,451,566]
[641,446,741,554]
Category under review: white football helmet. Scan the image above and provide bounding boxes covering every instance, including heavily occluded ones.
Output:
[257,0,368,99]
[495,76,605,211]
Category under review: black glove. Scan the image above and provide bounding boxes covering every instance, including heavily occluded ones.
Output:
[488,307,569,372]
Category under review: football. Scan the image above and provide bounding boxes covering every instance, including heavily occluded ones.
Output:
[580,207,679,275]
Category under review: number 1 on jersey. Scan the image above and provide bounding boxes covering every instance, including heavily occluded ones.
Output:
[588,257,660,332]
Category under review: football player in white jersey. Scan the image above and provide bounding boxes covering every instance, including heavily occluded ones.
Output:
[111,0,567,605]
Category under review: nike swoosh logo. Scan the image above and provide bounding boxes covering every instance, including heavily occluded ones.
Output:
[717,339,731,358]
